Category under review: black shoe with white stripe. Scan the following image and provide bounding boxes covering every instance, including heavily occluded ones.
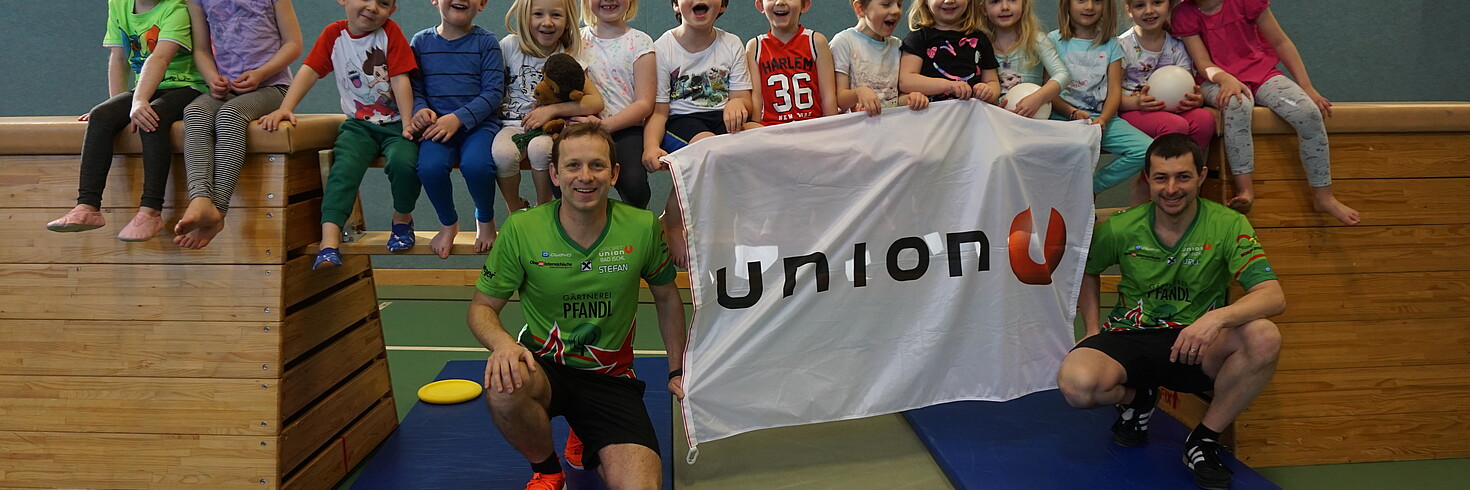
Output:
[1183,437,1233,490]
[1111,387,1156,447]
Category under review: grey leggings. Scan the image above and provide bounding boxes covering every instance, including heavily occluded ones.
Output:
[1202,75,1332,188]
[182,86,288,214]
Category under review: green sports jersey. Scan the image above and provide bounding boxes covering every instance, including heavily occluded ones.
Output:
[1085,198,1276,331]
[477,200,676,377]
[103,0,205,92]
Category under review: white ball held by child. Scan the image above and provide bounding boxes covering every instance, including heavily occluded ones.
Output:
[1146,66,1194,111]
[1002,83,1052,119]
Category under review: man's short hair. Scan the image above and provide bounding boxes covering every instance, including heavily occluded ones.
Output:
[1143,133,1205,175]
[550,123,616,169]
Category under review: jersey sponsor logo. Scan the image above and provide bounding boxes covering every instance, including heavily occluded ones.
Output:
[1009,208,1068,285]
[481,265,496,279]
[1146,281,1192,302]
[599,246,632,262]
[542,251,573,258]
[531,260,575,269]
[599,264,629,274]
[564,300,614,318]
[581,260,593,272]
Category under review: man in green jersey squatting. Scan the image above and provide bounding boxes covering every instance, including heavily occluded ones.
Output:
[469,123,685,490]
[1057,134,1285,490]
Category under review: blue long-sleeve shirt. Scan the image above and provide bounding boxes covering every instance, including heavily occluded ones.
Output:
[410,26,506,133]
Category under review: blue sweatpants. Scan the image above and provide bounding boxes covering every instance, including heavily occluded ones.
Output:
[416,126,499,226]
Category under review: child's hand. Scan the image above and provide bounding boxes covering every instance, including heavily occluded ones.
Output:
[570,115,603,125]
[1012,93,1047,118]
[408,108,437,135]
[209,75,231,99]
[1177,88,1204,112]
[1304,87,1333,117]
[231,70,262,94]
[1138,86,1165,112]
[422,113,462,143]
[947,80,973,100]
[259,109,296,132]
[972,82,995,103]
[1214,75,1253,108]
[130,99,160,133]
[904,92,929,111]
[723,103,749,134]
[1067,108,1092,121]
[855,86,882,116]
[524,106,554,130]
[642,147,669,173]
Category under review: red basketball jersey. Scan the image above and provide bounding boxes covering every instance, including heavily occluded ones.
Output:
[754,28,824,125]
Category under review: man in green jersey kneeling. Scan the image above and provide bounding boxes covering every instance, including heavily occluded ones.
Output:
[469,123,686,490]
[1057,134,1285,490]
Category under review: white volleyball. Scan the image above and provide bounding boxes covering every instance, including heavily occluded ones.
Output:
[1002,82,1052,119]
[1146,65,1195,111]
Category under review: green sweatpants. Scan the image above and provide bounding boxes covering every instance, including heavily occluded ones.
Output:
[322,119,421,227]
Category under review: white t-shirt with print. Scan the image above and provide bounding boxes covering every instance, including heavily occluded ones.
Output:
[1117,28,1195,96]
[579,26,655,119]
[498,34,584,122]
[1049,30,1124,116]
[829,27,902,109]
[653,28,752,115]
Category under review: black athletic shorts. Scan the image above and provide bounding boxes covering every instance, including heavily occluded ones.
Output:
[1073,328,1215,394]
[538,357,659,469]
[664,111,728,143]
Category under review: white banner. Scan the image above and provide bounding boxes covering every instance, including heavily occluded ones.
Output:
[666,101,1101,456]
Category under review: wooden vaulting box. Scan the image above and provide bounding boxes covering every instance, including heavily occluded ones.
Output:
[1157,102,1470,467]
[0,115,396,488]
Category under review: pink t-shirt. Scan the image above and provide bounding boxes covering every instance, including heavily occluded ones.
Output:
[1170,0,1283,93]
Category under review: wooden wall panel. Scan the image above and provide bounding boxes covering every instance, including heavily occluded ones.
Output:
[281,279,379,363]
[0,375,276,435]
[278,359,392,474]
[1264,271,1470,324]
[1243,178,1470,228]
[0,319,278,378]
[282,253,370,309]
[0,155,285,210]
[0,431,277,488]
[0,264,281,322]
[1246,365,1470,420]
[1277,319,1470,371]
[1245,133,1470,181]
[1255,225,1470,275]
[5,207,285,264]
[280,398,398,490]
[1235,411,1470,467]
[277,321,385,419]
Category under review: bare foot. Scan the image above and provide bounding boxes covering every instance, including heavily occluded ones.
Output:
[430,223,458,259]
[1313,188,1361,225]
[179,217,226,250]
[174,197,221,244]
[474,220,497,253]
[1225,192,1254,214]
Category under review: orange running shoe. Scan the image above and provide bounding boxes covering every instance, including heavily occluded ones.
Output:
[564,430,585,470]
[525,471,566,490]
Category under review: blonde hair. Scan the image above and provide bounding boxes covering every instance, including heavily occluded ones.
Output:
[582,0,639,26]
[507,0,583,58]
[1056,0,1118,46]
[979,0,1043,70]
[909,0,983,33]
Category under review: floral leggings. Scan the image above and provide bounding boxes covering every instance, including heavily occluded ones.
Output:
[1202,75,1333,188]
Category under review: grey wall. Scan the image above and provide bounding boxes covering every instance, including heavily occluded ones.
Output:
[3,0,1468,117]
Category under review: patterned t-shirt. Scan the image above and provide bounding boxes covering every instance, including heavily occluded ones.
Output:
[499,34,578,121]
[302,19,417,124]
[103,0,204,92]
[191,0,292,87]
[579,26,655,119]
[1049,30,1124,115]
[1117,28,1195,96]
[899,27,999,101]
[654,28,753,115]
[1085,199,1277,332]
[829,27,902,109]
[477,200,677,377]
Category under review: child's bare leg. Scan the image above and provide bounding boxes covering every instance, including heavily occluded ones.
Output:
[475,220,497,253]
[532,169,554,205]
[498,172,526,210]
[430,222,458,259]
[1228,172,1255,214]
[392,211,413,226]
[661,192,688,269]
[1311,185,1361,225]
[689,131,717,143]
[320,222,343,250]
[175,197,224,249]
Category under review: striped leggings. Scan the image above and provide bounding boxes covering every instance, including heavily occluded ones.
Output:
[182,86,288,214]
[1202,75,1333,188]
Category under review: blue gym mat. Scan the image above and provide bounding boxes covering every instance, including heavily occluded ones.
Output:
[902,389,1279,489]
[352,358,673,489]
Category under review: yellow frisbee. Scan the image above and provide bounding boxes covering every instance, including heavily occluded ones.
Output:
[417,379,484,404]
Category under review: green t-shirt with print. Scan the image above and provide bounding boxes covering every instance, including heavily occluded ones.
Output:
[103,0,204,92]
[1085,198,1277,331]
[477,200,676,378]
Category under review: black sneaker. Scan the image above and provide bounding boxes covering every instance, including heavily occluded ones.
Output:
[1183,438,1234,490]
[1111,387,1156,447]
